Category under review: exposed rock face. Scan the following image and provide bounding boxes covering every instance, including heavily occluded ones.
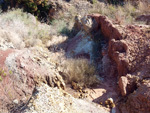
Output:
[89,14,150,113]
[0,47,65,112]
[68,13,150,113]
[66,15,100,62]
[89,14,150,77]
[70,13,150,78]
[120,80,150,113]
[66,31,94,60]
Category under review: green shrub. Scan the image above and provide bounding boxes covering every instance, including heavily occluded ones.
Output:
[3,0,52,19]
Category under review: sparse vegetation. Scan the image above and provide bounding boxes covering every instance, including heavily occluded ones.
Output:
[0,9,51,47]
[0,76,2,81]
[49,18,75,37]
[0,67,12,82]
[89,1,150,25]
[9,70,13,75]
[50,19,69,35]
[62,58,98,87]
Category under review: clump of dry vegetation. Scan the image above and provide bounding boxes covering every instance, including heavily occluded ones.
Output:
[61,58,99,87]
[0,9,51,47]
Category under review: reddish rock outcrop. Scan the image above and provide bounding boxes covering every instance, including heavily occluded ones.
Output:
[120,80,150,113]
[89,14,150,77]
[0,48,65,112]
[72,13,150,79]
[69,13,150,113]
[118,76,128,96]
[89,14,150,113]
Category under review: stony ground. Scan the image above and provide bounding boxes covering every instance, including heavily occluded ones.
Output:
[23,83,109,113]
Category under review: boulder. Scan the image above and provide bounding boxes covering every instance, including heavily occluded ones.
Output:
[119,76,128,96]
[120,80,150,113]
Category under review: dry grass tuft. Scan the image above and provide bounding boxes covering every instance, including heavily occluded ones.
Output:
[62,58,99,87]
[0,9,51,48]
[138,1,150,14]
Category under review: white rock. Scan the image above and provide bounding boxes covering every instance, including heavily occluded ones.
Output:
[13,99,19,104]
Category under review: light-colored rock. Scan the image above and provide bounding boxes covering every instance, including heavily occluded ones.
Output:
[66,31,94,61]
[23,83,109,113]
[105,98,115,108]
[81,16,95,33]
[119,76,128,96]
[13,99,19,104]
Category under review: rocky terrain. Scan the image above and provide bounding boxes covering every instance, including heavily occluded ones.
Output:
[0,0,150,113]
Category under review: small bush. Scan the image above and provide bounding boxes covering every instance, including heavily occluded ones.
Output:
[50,19,74,37]
[62,58,99,87]
[138,1,150,14]
[51,19,68,34]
